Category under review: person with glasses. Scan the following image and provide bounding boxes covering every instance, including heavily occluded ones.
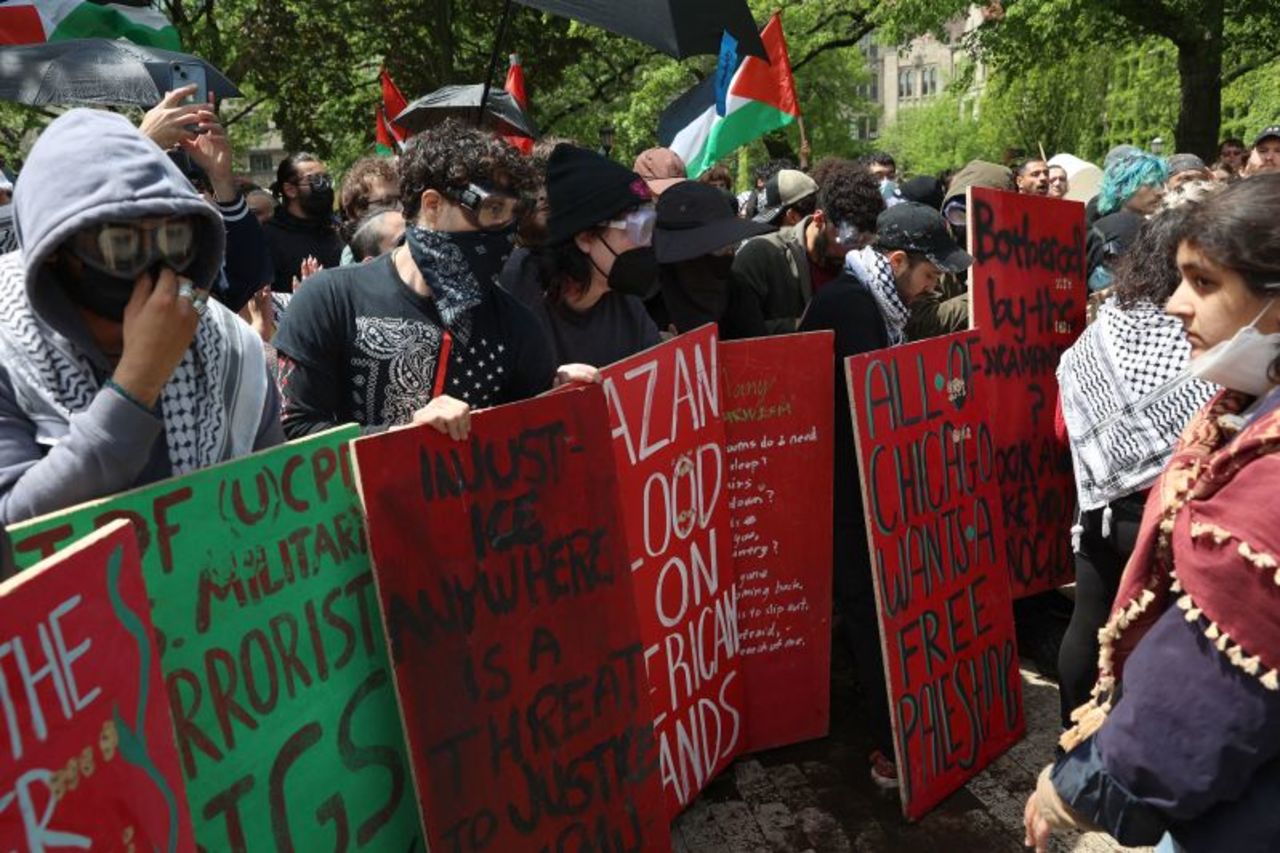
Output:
[798,201,974,794]
[274,120,592,441]
[0,109,281,524]
[722,162,884,339]
[264,152,344,292]
[505,144,661,367]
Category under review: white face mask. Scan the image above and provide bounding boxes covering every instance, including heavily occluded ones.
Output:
[1189,300,1280,395]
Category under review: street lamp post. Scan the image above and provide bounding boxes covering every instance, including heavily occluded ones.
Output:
[1150,136,1165,156]
[599,124,616,160]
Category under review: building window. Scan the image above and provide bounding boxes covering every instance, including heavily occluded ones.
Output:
[898,68,915,99]
[922,67,939,97]
[249,152,274,174]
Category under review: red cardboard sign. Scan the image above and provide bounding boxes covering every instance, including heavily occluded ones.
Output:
[600,326,743,817]
[352,387,670,852]
[0,521,194,851]
[967,187,1086,597]
[847,332,1025,820]
[721,333,834,752]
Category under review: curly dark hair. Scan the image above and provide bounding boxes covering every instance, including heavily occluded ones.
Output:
[816,163,884,233]
[338,156,399,242]
[398,119,537,221]
[809,156,857,188]
[1112,206,1192,310]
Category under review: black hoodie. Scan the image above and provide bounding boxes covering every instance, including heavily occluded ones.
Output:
[263,206,344,292]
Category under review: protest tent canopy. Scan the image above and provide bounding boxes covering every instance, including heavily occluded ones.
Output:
[1049,153,1103,203]
[0,37,239,107]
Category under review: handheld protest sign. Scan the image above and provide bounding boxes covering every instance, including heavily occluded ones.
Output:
[0,521,195,851]
[967,187,1086,598]
[600,326,743,817]
[721,332,834,752]
[7,428,422,852]
[352,386,671,852]
[847,332,1025,820]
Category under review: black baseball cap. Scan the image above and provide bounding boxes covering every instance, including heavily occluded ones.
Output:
[1254,125,1280,147]
[655,182,774,263]
[875,202,973,274]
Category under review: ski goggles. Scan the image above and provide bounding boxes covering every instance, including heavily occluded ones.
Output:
[444,182,524,231]
[69,216,198,278]
[604,206,656,247]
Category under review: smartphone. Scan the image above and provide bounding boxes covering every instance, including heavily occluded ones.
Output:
[169,61,207,105]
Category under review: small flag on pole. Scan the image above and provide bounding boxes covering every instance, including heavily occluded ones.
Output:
[376,67,409,154]
[504,53,534,155]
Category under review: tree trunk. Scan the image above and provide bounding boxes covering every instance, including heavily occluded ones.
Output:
[1173,10,1224,161]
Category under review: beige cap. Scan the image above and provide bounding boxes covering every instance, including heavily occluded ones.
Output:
[633,147,687,195]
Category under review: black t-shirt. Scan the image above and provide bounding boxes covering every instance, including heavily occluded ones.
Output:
[263,208,345,293]
[501,247,660,367]
[273,253,556,437]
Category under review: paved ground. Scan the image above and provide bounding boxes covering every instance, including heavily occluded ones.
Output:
[674,639,1148,853]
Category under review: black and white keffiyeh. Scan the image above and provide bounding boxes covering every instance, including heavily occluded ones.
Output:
[1057,298,1216,510]
[0,252,266,475]
[845,246,910,345]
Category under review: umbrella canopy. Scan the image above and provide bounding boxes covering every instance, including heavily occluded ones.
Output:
[513,0,766,60]
[0,38,240,108]
[394,84,537,139]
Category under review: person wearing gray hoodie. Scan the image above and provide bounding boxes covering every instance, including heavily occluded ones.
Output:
[0,109,282,525]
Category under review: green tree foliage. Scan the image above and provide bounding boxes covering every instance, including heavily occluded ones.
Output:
[876,0,1280,159]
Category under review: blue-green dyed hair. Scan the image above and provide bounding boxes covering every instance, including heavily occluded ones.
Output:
[1097,152,1169,216]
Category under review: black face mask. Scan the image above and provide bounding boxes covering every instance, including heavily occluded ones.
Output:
[299,183,336,220]
[56,254,163,322]
[597,234,659,300]
[665,254,735,323]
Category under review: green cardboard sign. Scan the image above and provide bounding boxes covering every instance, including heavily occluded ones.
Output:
[7,427,422,852]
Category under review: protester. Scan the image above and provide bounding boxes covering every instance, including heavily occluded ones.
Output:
[1054,193,1217,731]
[1016,158,1051,195]
[632,146,687,196]
[0,109,281,524]
[1048,164,1070,198]
[1086,152,1169,290]
[506,144,660,366]
[139,86,273,312]
[273,120,582,439]
[1086,145,1145,225]
[338,156,400,262]
[899,175,946,210]
[264,152,344,291]
[245,187,275,224]
[740,158,794,219]
[1026,173,1280,853]
[906,160,1013,341]
[699,164,734,194]
[723,162,883,338]
[752,169,817,227]
[1166,153,1211,190]
[864,151,897,182]
[348,207,406,263]
[1246,124,1280,176]
[653,180,773,333]
[1218,136,1247,174]
[799,201,974,790]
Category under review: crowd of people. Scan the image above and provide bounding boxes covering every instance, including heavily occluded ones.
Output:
[0,83,1276,853]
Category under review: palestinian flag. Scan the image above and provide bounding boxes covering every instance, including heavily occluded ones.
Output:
[375,67,408,155]
[658,13,799,179]
[0,1,181,50]
[503,53,534,155]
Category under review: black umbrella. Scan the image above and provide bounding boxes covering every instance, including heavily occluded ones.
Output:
[0,38,240,108]
[513,0,767,59]
[395,84,537,138]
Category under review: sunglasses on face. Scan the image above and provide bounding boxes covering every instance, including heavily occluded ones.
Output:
[69,217,197,278]
[293,174,333,191]
[604,206,657,247]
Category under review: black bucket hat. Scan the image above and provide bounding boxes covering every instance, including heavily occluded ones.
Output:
[546,143,652,245]
[655,182,774,264]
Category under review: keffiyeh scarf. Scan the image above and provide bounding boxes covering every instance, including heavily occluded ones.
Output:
[1057,299,1216,510]
[845,247,910,345]
[0,252,266,475]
